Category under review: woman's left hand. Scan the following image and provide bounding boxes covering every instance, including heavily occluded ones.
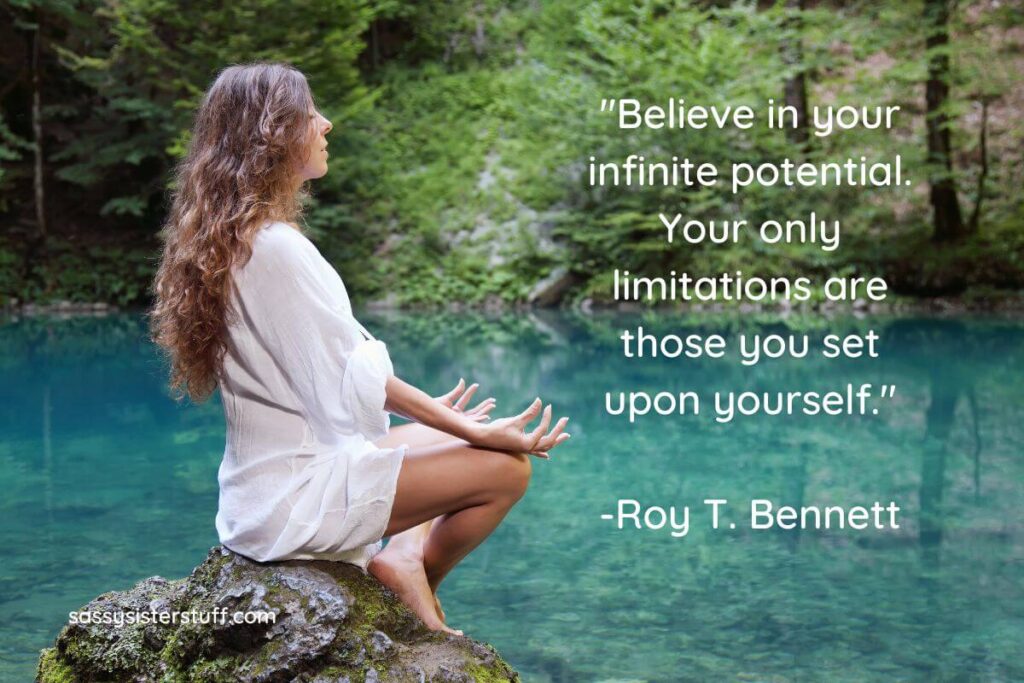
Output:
[434,378,495,423]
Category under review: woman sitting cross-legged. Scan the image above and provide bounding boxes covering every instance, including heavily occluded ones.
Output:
[149,62,570,636]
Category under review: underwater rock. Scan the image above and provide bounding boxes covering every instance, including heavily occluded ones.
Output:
[36,546,518,682]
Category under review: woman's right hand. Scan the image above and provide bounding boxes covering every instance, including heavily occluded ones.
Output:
[466,398,570,459]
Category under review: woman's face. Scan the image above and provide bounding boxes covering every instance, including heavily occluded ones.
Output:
[296,105,333,182]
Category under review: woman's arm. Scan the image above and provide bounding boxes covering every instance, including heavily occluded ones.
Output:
[384,375,486,442]
[384,375,570,458]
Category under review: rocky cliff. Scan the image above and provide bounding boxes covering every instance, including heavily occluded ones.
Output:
[36,546,518,682]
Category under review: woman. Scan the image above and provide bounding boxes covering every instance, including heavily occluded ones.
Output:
[150,62,570,636]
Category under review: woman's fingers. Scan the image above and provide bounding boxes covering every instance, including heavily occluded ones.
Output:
[529,435,569,457]
[454,383,479,411]
[534,416,569,451]
[465,398,495,418]
[527,404,553,448]
[465,399,495,422]
[532,423,570,455]
[436,378,466,406]
[470,397,570,456]
[437,379,489,415]
[514,398,543,426]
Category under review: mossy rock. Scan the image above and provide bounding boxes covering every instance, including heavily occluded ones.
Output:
[36,546,518,682]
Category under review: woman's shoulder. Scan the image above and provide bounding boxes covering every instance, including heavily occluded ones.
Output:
[245,221,323,267]
[235,220,353,312]
[253,220,315,253]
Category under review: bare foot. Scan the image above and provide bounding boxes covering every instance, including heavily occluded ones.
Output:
[434,593,445,623]
[369,549,462,636]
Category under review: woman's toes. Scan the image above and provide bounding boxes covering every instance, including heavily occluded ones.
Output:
[436,623,463,636]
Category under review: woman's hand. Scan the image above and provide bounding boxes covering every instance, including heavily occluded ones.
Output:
[465,398,570,459]
[385,376,569,457]
[434,378,496,423]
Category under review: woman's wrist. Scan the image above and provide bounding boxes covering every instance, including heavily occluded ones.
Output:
[386,375,483,443]
[453,418,484,445]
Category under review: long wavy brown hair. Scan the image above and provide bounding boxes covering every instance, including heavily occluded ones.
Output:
[150,62,317,402]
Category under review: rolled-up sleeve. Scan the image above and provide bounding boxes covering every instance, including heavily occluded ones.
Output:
[340,337,393,441]
[232,225,393,444]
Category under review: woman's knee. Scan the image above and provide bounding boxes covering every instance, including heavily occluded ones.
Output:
[511,452,532,500]
[488,450,531,501]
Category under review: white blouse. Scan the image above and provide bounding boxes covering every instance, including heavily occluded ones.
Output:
[215,220,406,569]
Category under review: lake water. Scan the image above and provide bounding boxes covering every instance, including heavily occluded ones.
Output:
[2,311,1022,681]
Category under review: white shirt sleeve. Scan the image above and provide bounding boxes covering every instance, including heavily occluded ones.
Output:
[230,223,393,444]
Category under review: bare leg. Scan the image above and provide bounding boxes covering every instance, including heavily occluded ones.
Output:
[369,426,531,634]
[375,423,464,621]
[376,421,460,549]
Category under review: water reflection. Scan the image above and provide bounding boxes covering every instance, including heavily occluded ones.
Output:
[886,319,990,570]
[1,311,1021,681]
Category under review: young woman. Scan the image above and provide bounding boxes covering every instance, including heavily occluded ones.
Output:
[150,62,570,636]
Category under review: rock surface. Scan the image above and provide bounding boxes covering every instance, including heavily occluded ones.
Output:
[36,546,518,682]
[527,267,578,307]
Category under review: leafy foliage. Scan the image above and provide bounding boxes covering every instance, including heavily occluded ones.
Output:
[0,0,1021,307]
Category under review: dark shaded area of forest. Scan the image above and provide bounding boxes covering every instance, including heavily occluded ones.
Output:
[1,0,1022,309]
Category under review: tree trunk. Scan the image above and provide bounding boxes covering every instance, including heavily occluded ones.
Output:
[471,2,486,58]
[924,0,965,242]
[967,99,989,232]
[31,13,47,239]
[782,0,810,152]
[370,19,379,71]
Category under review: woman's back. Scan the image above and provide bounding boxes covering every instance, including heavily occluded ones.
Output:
[215,221,405,568]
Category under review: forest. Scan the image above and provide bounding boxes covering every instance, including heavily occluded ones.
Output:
[0,0,1021,309]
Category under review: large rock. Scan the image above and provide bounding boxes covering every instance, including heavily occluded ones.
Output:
[36,547,518,682]
[527,267,578,307]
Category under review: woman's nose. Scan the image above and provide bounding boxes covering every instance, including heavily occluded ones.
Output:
[322,117,333,135]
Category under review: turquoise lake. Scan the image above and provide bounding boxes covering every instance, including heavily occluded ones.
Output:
[2,311,1022,681]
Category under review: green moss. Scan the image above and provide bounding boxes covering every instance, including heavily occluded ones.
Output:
[188,656,239,682]
[464,659,515,683]
[159,619,217,672]
[60,626,161,680]
[226,563,246,584]
[244,635,286,678]
[260,576,291,611]
[158,628,183,663]
[35,649,75,683]
[314,663,365,680]
[186,549,234,591]
[346,573,407,630]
